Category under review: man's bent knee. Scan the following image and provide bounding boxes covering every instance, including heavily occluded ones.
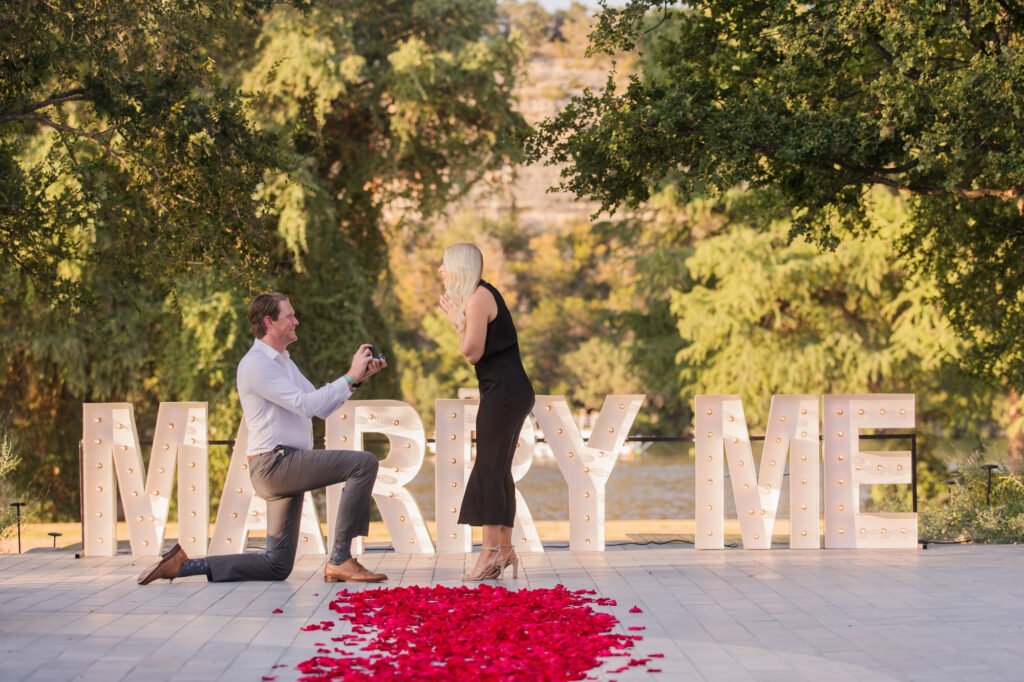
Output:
[357,450,379,476]
[268,564,292,581]
[265,553,295,581]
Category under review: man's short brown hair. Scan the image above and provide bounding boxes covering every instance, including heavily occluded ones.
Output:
[248,293,289,338]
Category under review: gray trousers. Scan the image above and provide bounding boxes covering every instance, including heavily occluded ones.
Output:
[206,446,379,582]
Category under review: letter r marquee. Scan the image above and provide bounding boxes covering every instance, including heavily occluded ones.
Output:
[325,400,433,554]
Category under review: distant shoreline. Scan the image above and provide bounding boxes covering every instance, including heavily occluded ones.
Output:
[1,519,801,553]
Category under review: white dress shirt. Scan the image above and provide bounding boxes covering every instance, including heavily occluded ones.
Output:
[237,339,353,456]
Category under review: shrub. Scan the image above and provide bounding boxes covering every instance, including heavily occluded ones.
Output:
[919,451,1024,543]
[0,416,21,539]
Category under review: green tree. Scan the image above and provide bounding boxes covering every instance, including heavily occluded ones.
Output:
[1,0,297,305]
[1,0,526,519]
[670,190,996,434]
[527,0,1024,390]
[0,415,20,539]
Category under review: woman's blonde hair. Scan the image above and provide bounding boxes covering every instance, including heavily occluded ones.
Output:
[443,242,483,334]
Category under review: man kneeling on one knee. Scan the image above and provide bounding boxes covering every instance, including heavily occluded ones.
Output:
[139,292,388,584]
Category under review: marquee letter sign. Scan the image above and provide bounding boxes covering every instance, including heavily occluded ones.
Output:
[82,391,915,557]
[82,402,209,557]
[533,394,646,551]
[694,395,820,549]
[325,400,433,554]
[434,398,543,553]
[823,394,916,548]
[695,393,917,550]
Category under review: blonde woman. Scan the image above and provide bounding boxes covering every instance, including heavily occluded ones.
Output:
[438,243,535,581]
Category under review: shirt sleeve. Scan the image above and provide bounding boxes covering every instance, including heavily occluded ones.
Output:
[245,354,352,420]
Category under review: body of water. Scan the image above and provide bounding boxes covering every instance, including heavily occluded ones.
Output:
[406,444,787,522]
[396,438,1005,522]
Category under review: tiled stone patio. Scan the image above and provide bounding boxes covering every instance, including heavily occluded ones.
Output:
[1,543,1023,681]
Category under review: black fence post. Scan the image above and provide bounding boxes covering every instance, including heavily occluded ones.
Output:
[9,501,24,553]
[982,464,999,505]
[911,434,918,514]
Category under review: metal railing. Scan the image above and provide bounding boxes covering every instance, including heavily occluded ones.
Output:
[175,430,921,511]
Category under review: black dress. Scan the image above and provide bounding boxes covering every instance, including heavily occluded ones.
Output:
[458,280,535,527]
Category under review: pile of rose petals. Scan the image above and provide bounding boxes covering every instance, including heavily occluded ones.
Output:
[294,584,659,680]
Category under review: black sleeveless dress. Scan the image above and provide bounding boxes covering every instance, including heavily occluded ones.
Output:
[458,280,535,527]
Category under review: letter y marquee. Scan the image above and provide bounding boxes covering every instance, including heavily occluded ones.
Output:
[82,403,209,557]
[695,395,820,549]
[532,395,645,551]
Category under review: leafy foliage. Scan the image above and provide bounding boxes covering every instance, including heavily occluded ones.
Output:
[670,191,990,427]
[0,414,20,538]
[528,0,1024,385]
[920,453,1024,543]
[1,0,524,519]
[1,0,294,304]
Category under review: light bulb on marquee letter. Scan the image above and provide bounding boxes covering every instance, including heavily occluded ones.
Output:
[694,395,820,550]
[82,402,210,557]
[823,394,916,548]
[532,394,645,552]
[326,400,433,555]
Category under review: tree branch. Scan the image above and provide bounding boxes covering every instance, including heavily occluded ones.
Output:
[994,0,1024,23]
[838,159,920,175]
[865,34,920,80]
[0,89,89,121]
[20,114,176,214]
[15,114,129,165]
[866,174,1024,200]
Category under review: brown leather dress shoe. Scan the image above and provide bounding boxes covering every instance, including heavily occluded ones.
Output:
[325,558,387,583]
[137,543,188,585]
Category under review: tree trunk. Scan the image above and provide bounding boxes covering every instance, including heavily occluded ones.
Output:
[1008,390,1024,472]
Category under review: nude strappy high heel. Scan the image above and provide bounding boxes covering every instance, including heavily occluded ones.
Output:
[462,546,501,581]
[493,544,519,579]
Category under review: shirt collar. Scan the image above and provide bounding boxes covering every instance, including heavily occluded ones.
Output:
[253,338,289,360]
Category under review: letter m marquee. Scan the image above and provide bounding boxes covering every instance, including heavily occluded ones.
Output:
[82,403,209,557]
[695,395,821,549]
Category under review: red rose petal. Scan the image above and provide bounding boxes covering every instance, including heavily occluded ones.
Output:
[294,585,643,680]
[272,609,283,614]
[629,606,643,613]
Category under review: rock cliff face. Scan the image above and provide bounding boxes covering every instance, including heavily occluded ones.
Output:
[463,55,613,232]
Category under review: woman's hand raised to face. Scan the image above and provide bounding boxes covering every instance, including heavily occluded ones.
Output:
[439,294,460,326]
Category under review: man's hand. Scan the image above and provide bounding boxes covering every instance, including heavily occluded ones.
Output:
[348,344,387,384]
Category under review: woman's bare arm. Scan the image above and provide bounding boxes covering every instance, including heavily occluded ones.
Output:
[459,287,495,364]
